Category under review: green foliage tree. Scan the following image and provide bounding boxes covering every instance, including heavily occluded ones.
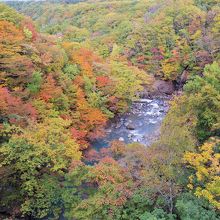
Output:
[63,63,81,80]
[176,193,219,220]
[0,118,81,218]
[27,71,42,94]
[0,3,24,25]
[184,62,220,141]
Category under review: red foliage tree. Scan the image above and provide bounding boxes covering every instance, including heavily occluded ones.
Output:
[0,87,37,126]
[96,76,111,88]
[21,18,38,41]
[38,74,63,101]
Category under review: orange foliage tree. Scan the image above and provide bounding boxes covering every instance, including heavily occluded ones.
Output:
[72,48,101,77]
[0,20,34,89]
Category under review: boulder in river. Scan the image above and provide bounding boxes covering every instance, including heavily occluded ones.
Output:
[115,122,122,129]
[119,137,125,142]
[150,102,159,109]
[125,123,136,130]
[128,133,134,139]
[106,129,112,133]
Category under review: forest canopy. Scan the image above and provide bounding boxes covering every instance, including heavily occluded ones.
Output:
[0,0,220,219]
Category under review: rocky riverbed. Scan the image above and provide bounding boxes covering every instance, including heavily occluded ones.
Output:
[91,97,170,150]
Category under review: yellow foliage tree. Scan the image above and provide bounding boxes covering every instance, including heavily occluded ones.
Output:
[184,138,220,209]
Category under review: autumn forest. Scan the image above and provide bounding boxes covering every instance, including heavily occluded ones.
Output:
[0,0,220,219]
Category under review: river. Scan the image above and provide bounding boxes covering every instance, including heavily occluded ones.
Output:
[90,97,170,152]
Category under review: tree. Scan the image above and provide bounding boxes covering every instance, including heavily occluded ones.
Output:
[184,62,220,141]
[0,3,24,25]
[63,63,80,80]
[21,18,38,41]
[73,86,107,143]
[27,71,42,94]
[72,48,100,77]
[0,117,81,218]
[176,193,219,220]
[184,138,220,209]
[0,87,37,126]
[65,157,133,220]
[109,61,150,112]
[38,74,63,101]
[0,20,34,89]
[118,143,181,214]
